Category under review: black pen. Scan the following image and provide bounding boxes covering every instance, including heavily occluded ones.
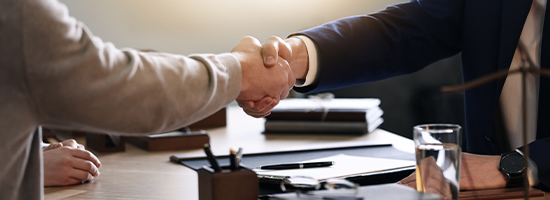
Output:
[229,148,237,170]
[256,161,334,170]
[203,143,221,172]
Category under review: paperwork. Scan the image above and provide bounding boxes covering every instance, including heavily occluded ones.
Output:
[254,154,415,181]
[271,98,381,110]
[268,183,442,200]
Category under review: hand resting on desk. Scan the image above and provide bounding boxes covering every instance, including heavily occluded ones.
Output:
[398,156,453,199]
[43,139,102,186]
[398,152,506,197]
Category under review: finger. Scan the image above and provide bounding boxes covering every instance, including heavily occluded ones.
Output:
[421,161,452,199]
[399,180,417,189]
[61,139,77,147]
[255,97,276,112]
[236,99,254,109]
[421,173,449,198]
[262,36,292,67]
[240,97,276,117]
[70,148,102,168]
[419,157,447,185]
[232,36,261,53]
[278,58,295,100]
[246,111,271,118]
[242,106,272,118]
[237,101,273,118]
[72,157,100,178]
[397,172,416,186]
[43,143,62,151]
[267,36,292,62]
[68,167,96,182]
[241,105,271,118]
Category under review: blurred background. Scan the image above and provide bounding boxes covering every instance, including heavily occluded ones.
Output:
[59,0,464,139]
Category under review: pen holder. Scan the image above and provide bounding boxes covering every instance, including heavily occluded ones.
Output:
[197,165,258,200]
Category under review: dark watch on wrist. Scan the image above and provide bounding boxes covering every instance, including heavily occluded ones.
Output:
[499,149,526,188]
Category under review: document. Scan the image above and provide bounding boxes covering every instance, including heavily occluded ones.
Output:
[254,154,415,181]
[268,183,442,200]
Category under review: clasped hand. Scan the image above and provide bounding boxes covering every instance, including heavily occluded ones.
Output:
[397,152,506,199]
[43,139,101,186]
[231,36,295,117]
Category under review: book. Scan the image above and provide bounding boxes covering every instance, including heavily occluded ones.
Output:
[264,117,384,134]
[270,98,381,111]
[266,106,383,122]
[265,98,382,122]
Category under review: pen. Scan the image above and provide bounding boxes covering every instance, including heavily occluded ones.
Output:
[203,143,221,172]
[256,161,334,170]
[229,148,237,170]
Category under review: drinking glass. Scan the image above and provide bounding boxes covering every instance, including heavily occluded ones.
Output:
[413,124,461,200]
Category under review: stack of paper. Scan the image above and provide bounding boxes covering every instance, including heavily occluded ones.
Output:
[264,98,384,134]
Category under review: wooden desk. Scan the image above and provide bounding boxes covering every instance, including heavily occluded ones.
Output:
[44,107,547,200]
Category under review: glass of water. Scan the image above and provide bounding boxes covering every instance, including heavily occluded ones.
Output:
[413,124,461,200]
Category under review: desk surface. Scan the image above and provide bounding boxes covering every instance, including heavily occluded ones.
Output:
[43,107,547,200]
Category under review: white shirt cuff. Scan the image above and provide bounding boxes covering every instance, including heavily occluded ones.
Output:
[293,35,318,87]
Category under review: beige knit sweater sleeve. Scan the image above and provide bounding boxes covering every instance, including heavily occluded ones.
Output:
[23,0,242,135]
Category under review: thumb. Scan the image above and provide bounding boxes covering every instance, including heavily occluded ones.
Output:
[262,36,292,68]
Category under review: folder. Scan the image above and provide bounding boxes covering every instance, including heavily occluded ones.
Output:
[171,144,415,195]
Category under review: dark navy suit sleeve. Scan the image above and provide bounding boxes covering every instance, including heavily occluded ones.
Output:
[520,137,550,191]
[292,0,464,93]
[288,0,550,191]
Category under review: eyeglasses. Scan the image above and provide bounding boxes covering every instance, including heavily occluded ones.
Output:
[279,176,362,199]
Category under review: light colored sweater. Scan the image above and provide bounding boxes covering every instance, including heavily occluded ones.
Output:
[0,0,241,199]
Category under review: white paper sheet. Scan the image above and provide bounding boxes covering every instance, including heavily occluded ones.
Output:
[254,154,415,181]
[273,98,381,110]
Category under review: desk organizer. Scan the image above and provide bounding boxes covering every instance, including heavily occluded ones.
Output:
[198,165,258,200]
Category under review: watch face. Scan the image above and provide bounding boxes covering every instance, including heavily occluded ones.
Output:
[502,154,525,174]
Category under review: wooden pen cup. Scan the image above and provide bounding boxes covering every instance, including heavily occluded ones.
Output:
[197,165,258,200]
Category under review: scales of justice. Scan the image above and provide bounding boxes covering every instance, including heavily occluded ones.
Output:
[441,60,550,199]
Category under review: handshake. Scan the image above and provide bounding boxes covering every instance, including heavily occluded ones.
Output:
[231,36,308,118]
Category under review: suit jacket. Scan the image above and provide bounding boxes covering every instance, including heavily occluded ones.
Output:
[0,0,241,199]
[293,0,549,190]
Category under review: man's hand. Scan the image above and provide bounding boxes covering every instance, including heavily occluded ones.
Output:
[398,152,506,194]
[232,36,295,117]
[459,152,505,190]
[398,156,453,199]
[43,140,101,186]
[43,139,84,151]
[235,36,312,117]
[281,37,309,80]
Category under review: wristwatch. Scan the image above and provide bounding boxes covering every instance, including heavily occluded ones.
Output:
[499,149,526,188]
